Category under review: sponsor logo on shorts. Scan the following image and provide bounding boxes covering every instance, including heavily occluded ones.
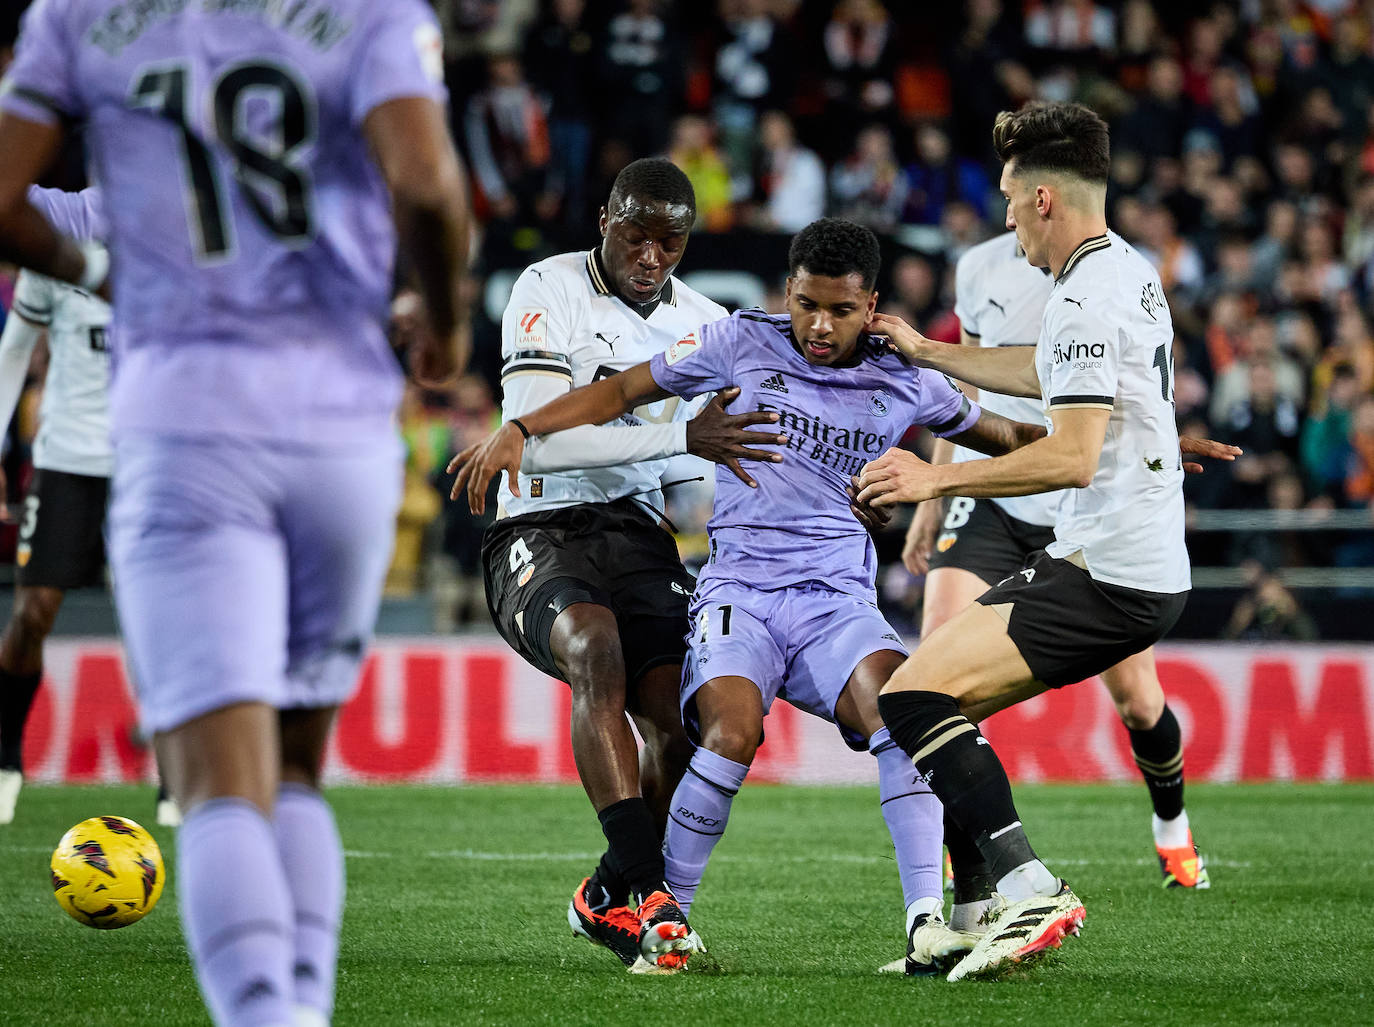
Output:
[670,581,692,596]
[16,544,29,567]
[936,532,958,552]
[517,564,536,587]
[868,390,891,417]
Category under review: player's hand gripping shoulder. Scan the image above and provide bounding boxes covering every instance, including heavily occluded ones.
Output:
[448,422,525,514]
[685,386,788,488]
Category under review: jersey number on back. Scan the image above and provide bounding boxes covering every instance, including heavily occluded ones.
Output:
[130,62,316,261]
[1152,343,1174,404]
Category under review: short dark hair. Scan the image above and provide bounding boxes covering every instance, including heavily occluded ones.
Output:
[608,158,696,216]
[993,102,1110,185]
[788,218,882,290]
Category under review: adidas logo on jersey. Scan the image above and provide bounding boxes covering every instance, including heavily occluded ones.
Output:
[760,373,789,393]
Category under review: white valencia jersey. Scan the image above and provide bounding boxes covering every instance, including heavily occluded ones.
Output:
[10,268,112,477]
[498,249,727,518]
[1036,231,1189,594]
[953,232,1057,526]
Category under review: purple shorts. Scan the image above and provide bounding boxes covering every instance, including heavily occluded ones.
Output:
[682,579,908,751]
[107,433,403,734]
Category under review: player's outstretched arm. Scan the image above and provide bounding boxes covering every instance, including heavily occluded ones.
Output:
[1180,435,1242,474]
[365,97,472,383]
[0,114,103,291]
[856,407,1109,507]
[946,409,1048,457]
[867,312,1041,399]
[448,363,671,513]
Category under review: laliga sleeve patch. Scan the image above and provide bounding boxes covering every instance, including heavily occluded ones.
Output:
[413,22,445,84]
[516,308,548,347]
[665,332,700,365]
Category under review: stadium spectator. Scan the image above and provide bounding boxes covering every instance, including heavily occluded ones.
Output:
[464,53,552,224]
[709,0,794,196]
[818,0,898,152]
[901,123,993,227]
[830,123,906,233]
[523,0,598,239]
[667,115,735,232]
[599,0,684,154]
[750,110,826,233]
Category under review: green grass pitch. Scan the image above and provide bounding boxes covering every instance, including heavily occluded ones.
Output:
[2,782,1370,1026]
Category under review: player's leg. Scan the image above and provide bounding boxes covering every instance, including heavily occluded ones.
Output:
[626,660,695,835]
[0,585,63,822]
[661,674,761,916]
[832,647,974,975]
[110,435,297,1026]
[662,598,781,919]
[277,706,343,1027]
[1100,648,1208,888]
[274,438,400,1021]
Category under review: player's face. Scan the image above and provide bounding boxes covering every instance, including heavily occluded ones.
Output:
[598,196,694,305]
[1000,161,1049,269]
[785,270,877,365]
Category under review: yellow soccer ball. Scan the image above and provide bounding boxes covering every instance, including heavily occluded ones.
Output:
[51,815,165,929]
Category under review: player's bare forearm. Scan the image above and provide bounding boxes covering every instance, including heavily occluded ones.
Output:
[857,407,1108,506]
[947,410,1048,457]
[0,114,91,286]
[446,363,672,513]
[520,363,669,437]
[366,97,472,380]
[868,312,1040,398]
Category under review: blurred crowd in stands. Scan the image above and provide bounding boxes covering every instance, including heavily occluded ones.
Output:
[2,0,1373,636]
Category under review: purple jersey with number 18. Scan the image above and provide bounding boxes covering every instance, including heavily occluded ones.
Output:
[0,0,446,445]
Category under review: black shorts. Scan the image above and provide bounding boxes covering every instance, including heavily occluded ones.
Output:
[926,496,1055,583]
[976,550,1188,689]
[482,497,696,683]
[16,468,109,589]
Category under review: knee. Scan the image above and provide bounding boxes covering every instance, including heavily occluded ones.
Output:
[12,590,62,642]
[556,623,624,685]
[1106,676,1165,730]
[698,716,761,767]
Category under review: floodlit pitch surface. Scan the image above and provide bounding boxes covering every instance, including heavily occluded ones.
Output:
[1,782,1369,1025]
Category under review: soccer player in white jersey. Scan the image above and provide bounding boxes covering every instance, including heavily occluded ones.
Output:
[456,158,780,974]
[0,186,111,826]
[901,230,1215,899]
[0,4,470,1025]
[855,102,1195,980]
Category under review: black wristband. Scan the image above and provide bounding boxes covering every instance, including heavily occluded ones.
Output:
[509,418,531,440]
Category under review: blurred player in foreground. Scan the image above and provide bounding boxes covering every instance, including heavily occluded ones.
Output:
[451,158,776,973]
[0,3,469,1024]
[451,218,1052,973]
[902,229,1228,898]
[858,102,1204,980]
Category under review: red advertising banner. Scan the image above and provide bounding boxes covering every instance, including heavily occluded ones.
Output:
[17,639,1374,784]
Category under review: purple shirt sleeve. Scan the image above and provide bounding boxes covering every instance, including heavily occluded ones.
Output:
[648,314,737,398]
[0,0,82,124]
[920,370,984,438]
[350,0,448,126]
[26,186,104,242]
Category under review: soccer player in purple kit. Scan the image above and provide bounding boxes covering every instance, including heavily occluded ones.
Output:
[0,3,470,1025]
[452,218,1050,972]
